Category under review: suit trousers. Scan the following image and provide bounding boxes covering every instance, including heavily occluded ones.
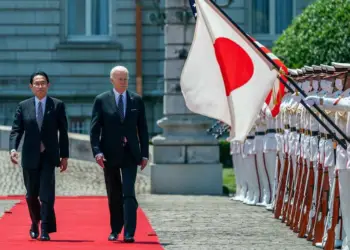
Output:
[103,145,138,236]
[22,151,56,233]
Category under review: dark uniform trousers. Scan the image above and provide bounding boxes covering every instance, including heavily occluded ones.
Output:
[103,143,138,236]
[22,151,56,233]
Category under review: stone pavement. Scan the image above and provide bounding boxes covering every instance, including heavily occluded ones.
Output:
[139,195,317,250]
[0,150,317,250]
[0,151,150,196]
[0,200,19,217]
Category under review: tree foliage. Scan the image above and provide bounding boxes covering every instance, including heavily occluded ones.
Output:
[272,0,350,68]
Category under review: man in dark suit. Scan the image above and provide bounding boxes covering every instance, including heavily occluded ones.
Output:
[9,71,69,241]
[90,65,149,243]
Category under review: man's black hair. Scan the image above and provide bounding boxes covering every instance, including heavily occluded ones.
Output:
[30,71,50,84]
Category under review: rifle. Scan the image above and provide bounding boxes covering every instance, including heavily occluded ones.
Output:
[298,161,315,237]
[306,162,324,241]
[270,152,282,212]
[281,155,293,222]
[274,153,289,219]
[284,156,295,223]
[322,170,340,250]
[289,156,303,229]
[313,168,330,245]
[293,158,307,232]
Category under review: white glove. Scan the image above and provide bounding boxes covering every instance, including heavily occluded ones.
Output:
[293,94,302,103]
[304,96,320,107]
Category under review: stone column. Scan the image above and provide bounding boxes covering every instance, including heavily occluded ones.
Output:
[150,0,222,195]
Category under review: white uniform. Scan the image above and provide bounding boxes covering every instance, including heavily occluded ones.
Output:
[242,127,259,205]
[306,77,324,236]
[274,90,292,215]
[254,112,270,206]
[306,95,348,249]
[262,105,278,208]
[280,91,294,215]
[296,78,313,231]
[230,140,246,201]
[305,63,350,249]
[269,92,289,211]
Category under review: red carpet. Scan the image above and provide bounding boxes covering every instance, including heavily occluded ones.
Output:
[0,196,163,250]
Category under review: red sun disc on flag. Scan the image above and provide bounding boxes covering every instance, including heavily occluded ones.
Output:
[214,37,254,96]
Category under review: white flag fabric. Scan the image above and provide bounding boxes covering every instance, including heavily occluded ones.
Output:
[180,0,278,141]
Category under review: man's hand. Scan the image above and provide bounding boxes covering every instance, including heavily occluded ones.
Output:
[10,150,19,165]
[96,154,106,169]
[59,158,68,173]
[140,158,148,171]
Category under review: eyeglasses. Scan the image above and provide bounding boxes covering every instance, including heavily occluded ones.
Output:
[32,82,48,87]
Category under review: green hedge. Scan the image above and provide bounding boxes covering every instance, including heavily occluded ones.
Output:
[272,0,350,68]
[219,140,232,168]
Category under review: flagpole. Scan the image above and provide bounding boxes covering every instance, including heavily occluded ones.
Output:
[205,0,348,149]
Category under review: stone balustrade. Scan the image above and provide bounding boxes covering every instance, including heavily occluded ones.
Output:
[0,125,152,176]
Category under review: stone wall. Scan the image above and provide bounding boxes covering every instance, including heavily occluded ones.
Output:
[0,125,151,176]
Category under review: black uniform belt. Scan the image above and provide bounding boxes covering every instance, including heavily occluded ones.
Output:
[284,125,290,129]
[277,128,284,134]
[325,134,333,140]
[266,129,276,134]
[290,127,297,132]
[310,131,319,136]
[255,132,265,136]
[247,136,255,140]
[320,133,326,138]
[304,129,310,135]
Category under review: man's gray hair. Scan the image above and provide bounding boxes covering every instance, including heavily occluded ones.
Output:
[110,66,129,78]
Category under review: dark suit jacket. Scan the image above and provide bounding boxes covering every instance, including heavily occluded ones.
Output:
[9,96,69,169]
[90,90,149,166]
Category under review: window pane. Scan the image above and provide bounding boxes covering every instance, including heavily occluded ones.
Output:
[252,0,269,34]
[68,0,86,35]
[91,0,109,35]
[275,0,293,34]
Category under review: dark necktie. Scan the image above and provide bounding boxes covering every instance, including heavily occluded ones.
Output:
[37,101,44,129]
[118,95,124,121]
[37,101,45,152]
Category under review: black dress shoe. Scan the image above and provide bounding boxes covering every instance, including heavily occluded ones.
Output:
[108,232,118,241]
[40,232,50,241]
[29,223,39,239]
[124,235,135,243]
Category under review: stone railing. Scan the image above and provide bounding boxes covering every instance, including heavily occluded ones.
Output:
[0,125,151,176]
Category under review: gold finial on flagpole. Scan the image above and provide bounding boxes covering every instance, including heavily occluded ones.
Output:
[279,67,286,76]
